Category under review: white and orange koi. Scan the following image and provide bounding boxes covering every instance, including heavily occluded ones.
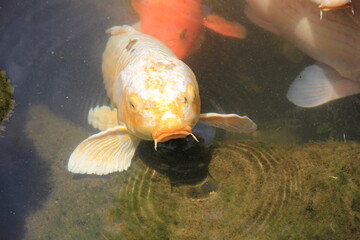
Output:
[245,0,360,107]
[68,25,256,175]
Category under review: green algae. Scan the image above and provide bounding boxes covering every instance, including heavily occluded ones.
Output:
[0,71,14,131]
[24,105,360,240]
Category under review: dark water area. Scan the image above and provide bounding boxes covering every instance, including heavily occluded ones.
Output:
[0,0,133,239]
[0,0,359,239]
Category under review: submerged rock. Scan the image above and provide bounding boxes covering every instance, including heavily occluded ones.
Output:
[0,71,14,131]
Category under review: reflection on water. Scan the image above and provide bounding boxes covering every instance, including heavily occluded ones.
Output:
[0,0,360,239]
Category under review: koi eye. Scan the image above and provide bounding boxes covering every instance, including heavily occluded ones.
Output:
[129,101,135,109]
[129,93,140,111]
[179,29,187,40]
[178,97,188,103]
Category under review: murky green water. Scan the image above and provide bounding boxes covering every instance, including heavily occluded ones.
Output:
[1,0,359,239]
[24,106,360,239]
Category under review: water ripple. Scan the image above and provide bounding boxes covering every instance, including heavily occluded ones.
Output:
[103,141,360,240]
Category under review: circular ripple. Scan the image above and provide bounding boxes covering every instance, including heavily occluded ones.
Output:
[103,141,360,240]
[106,169,208,239]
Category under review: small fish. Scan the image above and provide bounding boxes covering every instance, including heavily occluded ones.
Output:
[132,0,247,59]
[68,25,256,175]
[245,0,360,107]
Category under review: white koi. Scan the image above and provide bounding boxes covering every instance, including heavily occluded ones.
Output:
[245,0,360,107]
[68,25,256,175]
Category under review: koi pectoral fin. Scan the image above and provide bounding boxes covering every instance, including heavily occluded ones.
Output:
[199,113,257,133]
[131,0,142,14]
[68,126,140,175]
[286,64,360,108]
[203,14,247,39]
[88,105,119,131]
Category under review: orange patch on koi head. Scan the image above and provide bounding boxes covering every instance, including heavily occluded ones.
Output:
[120,82,200,145]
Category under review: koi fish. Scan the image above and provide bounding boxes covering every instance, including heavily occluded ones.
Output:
[245,0,360,107]
[310,0,353,11]
[132,0,247,59]
[68,25,256,175]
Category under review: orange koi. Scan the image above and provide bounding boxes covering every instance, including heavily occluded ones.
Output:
[132,0,246,59]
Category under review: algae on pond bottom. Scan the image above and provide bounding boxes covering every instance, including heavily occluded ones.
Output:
[104,141,360,240]
[25,105,120,240]
[23,106,360,240]
[0,71,14,132]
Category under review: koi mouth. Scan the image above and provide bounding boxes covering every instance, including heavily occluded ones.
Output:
[321,5,351,11]
[153,130,198,150]
[318,2,352,11]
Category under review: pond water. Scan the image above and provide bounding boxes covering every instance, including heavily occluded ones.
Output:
[0,0,359,239]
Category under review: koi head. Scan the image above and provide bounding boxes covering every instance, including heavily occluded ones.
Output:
[311,0,352,11]
[119,58,201,148]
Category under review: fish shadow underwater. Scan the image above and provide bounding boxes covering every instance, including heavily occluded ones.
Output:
[137,135,213,186]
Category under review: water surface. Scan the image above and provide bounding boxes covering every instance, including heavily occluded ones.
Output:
[0,0,359,239]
